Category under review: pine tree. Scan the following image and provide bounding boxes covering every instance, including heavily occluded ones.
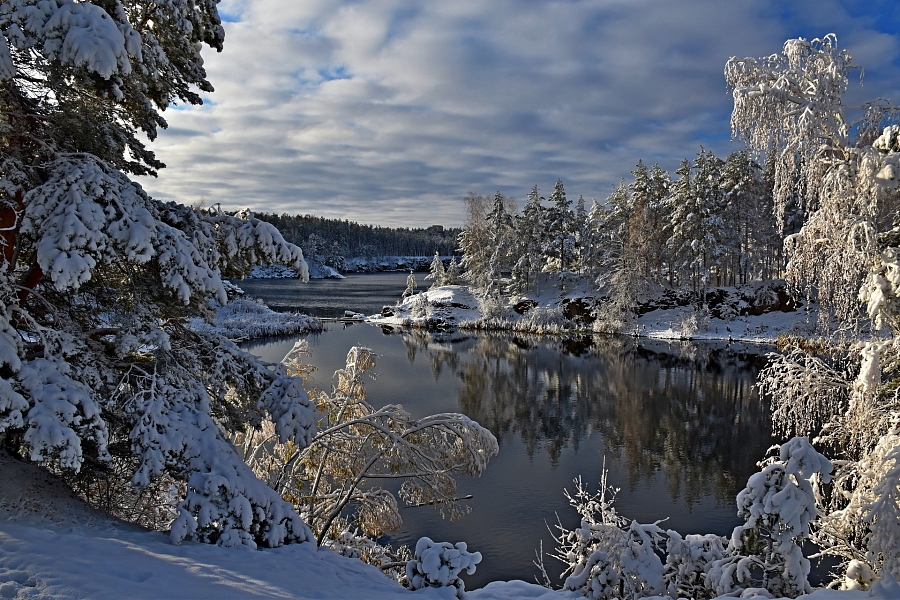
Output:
[593,180,631,273]
[626,161,654,277]
[573,194,591,274]
[665,159,694,290]
[445,256,461,285]
[0,1,319,548]
[647,164,672,283]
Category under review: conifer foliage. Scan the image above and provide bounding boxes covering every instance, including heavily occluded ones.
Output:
[0,0,318,548]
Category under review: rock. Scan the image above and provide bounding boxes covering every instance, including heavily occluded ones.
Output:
[513,299,538,314]
[381,306,395,317]
[561,298,595,323]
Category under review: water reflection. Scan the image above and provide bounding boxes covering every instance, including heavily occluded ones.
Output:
[389,329,771,508]
[244,323,774,587]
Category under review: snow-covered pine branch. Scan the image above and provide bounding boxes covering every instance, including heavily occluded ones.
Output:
[0,0,319,550]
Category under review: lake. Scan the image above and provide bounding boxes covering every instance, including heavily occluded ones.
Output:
[238,273,774,589]
[238,271,414,318]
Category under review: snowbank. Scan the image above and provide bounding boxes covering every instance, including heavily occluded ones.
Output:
[365,282,822,345]
[187,297,323,340]
[0,451,890,599]
[0,451,563,599]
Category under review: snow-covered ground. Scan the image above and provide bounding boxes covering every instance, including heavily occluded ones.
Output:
[1,450,893,599]
[0,451,566,600]
[365,282,823,345]
[3,450,895,600]
[187,296,323,340]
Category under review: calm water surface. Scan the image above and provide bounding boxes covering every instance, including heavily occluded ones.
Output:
[240,274,774,589]
[237,272,413,318]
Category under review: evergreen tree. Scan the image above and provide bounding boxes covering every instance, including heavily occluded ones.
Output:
[425,251,446,288]
[484,191,514,297]
[647,164,672,282]
[666,158,695,290]
[626,161,654,276]
[573,195,591,274]
[512,185,545,294]
[542,178,576,273]
[594,180,632,273]
[445,256,461,285]
[0,0,320,548]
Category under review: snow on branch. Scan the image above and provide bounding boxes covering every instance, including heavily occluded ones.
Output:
[236,342,499,549]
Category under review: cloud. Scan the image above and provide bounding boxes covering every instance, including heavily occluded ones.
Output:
[138,0,900,227]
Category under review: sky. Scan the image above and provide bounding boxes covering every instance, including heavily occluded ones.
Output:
[137,0,900,228]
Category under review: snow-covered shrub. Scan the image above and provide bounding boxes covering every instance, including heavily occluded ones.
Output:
[708,437,832,598]
[406,536,482,598]
[412,293,430,318]
[517,305,569,332]
[324,527,412,584]
[592,300,629,335]
[664,531,726,599]
[553,472,666,600]
[236,343,498,547]
[479,294,511,322]
[675,306,710,338]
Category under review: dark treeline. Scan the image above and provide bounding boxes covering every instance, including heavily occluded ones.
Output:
[256,213,462,271]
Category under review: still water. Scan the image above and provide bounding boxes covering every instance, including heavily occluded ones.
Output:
[239,274,774,589]
[238,272,413,318]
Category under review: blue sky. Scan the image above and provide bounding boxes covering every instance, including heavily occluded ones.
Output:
[138,0,900,227]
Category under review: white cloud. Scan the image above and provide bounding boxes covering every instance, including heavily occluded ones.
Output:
[138,0,900,227]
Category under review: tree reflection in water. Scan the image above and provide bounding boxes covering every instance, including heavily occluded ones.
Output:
[397,329,772,508]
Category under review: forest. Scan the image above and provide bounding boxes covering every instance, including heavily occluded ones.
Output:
[457,150,780,304]
[255,212,461,271]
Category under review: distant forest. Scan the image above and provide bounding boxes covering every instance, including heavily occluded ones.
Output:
[254,213,462,271]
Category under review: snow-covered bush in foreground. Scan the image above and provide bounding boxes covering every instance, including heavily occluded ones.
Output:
[0,0,319,548]
[236,342,499,548]
[554,441,831,600]
[708,437,832,598]
[553,472,667,600]
[407,536,482,598]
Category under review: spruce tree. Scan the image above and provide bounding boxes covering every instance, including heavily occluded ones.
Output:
[426,251,446,288]
[542,178,576,273]
[0,0,319,548]
[512,185,545,294]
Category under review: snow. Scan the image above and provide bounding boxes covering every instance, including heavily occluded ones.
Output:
[0,450,568,599]
[187,297,323,340]
[366,281,821,345]
[2,449,890,599]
